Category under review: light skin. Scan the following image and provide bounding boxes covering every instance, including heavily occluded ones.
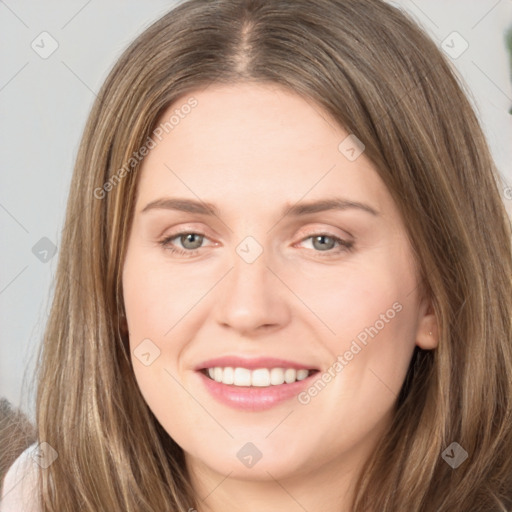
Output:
[122,83,438,512]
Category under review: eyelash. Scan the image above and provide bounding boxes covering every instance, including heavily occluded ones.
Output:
[158,231,354,258]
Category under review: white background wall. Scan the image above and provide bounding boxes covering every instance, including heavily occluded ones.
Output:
[1,0,511,423]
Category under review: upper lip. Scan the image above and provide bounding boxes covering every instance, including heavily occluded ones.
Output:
[195,356,319,371]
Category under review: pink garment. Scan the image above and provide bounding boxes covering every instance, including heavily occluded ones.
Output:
[0,443,40,512]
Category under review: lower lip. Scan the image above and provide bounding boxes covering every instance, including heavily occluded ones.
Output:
[197,371,317,411]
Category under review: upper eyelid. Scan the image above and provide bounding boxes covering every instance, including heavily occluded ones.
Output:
[162,221,352,239]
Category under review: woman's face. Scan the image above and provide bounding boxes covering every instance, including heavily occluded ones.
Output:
[122,83,436,486]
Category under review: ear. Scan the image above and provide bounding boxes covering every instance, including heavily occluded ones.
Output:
[416,296,438,350]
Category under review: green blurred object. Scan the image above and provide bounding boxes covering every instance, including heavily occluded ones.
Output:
[507,26,512,114]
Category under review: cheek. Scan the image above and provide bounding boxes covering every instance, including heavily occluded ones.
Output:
[287,252,420,454]
[290,248,418,350]
[122,249,202,345]
[122,252,208,442]
[122,247,220,411]
[122,251,182,397]
[299,247,420,411]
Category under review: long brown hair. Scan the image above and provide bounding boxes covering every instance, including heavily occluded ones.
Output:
[33,0,512,510]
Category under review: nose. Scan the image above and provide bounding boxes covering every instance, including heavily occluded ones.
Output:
[214,244,291,336]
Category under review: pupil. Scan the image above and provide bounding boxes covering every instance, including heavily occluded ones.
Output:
[314,235,333,251]
[183,233,202,249]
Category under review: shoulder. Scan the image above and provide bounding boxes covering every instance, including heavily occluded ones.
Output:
[1,442,40,512]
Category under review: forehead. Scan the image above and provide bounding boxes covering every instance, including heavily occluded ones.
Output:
[152,82,342,161]
[134,83,391,218]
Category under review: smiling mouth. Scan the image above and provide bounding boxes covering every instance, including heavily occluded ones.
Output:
[200,367,319,387]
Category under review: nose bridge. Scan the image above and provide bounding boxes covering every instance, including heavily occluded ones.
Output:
[214,234,289,333]
[232,237,269,293]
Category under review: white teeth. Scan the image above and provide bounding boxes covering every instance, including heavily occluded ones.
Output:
[296,369,309,381]
[270,367,285,385]
[251,368,270,387]
[223,366,234,385]
[284,368,296,384]
[233,367,252,386]
[205,367,313,387]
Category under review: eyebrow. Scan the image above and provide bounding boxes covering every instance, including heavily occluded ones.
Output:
[141,197,379,217]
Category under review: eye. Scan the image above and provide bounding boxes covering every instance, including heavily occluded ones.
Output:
[159,232,211,257]
[159,231,354,258]
[297,233,354,257]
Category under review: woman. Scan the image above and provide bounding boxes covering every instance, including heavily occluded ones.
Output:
[2,0,511,510]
